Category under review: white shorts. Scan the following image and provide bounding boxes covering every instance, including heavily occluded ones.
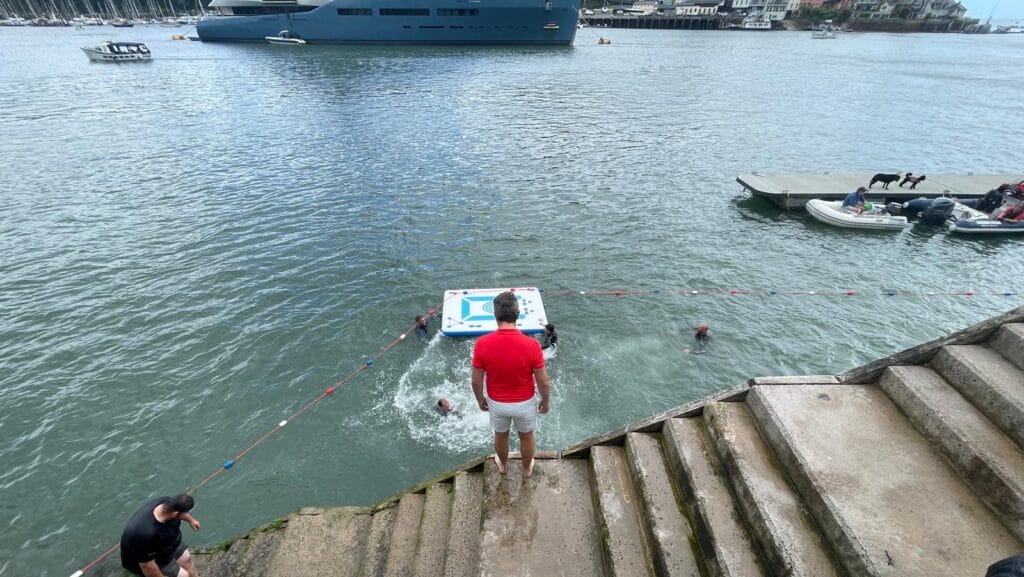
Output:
[487,396,539,434]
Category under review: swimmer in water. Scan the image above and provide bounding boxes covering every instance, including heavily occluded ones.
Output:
[541,324,558,350]
[684,323,712,354]
[436,398,461,418]
[415,315,429,342]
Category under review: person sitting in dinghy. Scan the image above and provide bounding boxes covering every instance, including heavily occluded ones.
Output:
[842,187,868,214]
[997,204,1024,224]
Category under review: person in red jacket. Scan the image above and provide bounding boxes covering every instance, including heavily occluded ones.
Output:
[997,204,1024,223]
[471,291,552,478]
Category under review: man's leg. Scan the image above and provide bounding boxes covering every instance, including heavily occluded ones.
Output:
[494,431,509,469]
[176,549,199,577]
[519,431,535,476]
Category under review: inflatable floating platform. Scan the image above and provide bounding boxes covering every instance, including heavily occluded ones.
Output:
[440,287,548,337]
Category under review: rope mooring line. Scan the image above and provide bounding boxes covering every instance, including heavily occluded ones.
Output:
[68,296,455,577]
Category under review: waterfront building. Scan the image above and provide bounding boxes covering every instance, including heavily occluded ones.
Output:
[674,0,723,16]
[724,0,790,20]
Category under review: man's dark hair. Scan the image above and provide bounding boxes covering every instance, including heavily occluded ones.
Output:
[167,494,194,513]
[492,292,519,324]
[415,315,425,323]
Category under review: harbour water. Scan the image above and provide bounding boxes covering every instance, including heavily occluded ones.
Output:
[1,26,1022,577]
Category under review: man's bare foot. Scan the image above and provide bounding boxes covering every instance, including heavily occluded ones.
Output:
[493,454,507,474]
[523,457,535,478]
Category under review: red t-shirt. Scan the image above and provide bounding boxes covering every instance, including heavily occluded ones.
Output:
[472,328,544,403]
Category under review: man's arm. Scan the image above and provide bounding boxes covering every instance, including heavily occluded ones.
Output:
[138,560,165,577]
[534,367,551,414]
[181,512,200,531]
[471,367,488,411]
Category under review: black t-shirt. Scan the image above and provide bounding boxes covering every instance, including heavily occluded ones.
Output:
[120,497,182,574]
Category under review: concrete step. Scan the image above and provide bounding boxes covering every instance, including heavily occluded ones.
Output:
[265,507,371,577]
[933,344,1024,449]
[356,506,397,577]
[881,365,1024,541]
[195,520,287,577]
[589,445,654,577]
[702,402,839,577]
[623,432,702,577]
[383,493,426,577]
[748,384,1021,577]
[479,457,605,577]
[412,483,453,577]
[990,323,1024,372]
[661,418,766,577]
[443,472,483,577]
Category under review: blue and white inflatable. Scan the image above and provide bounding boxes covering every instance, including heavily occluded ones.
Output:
[440,287,548,337]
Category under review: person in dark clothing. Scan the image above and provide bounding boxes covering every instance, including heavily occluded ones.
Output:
[977,184,1008,214]
[120,494,201,577]
[541,324,558,350]
[694,323,712,353]
[415,315,429,342]
[988,556,1024,577]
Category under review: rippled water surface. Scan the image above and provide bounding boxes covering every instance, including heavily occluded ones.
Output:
[1,26,1023,576]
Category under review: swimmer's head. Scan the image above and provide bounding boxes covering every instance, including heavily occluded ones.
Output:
[416,315,426,326]
[545,323,555,333]
[437,398,451,413]
[697,323,709,334]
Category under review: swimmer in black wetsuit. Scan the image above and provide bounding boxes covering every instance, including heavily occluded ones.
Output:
[683,323,712,354]
[415,315,429,342]
[541,324,558,350]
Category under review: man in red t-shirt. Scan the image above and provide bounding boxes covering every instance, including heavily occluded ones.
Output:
[471,291,551,478]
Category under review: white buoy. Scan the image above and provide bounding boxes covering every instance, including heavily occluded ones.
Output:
[279,420,287,427]
[70,572,84,577]
[399,334,406,340]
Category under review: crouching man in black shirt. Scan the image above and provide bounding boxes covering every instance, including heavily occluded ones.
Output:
[120,494,202,577]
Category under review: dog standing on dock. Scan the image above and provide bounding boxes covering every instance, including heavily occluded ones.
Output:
[899,173,927,189]
[869,172,901,190]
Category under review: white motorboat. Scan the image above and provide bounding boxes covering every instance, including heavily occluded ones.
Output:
[81,41,152,62]
[806,199,910,231]
[266,30,306,44]
[812,19,838,38]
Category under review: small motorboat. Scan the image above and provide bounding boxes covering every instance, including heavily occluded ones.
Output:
[81,41,151,62]
[806,199,909,231]
[949,201,1024,235]
[266,30,306,44]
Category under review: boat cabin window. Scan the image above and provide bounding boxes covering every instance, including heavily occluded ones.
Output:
[437,8,478,15]
[336,8,372,15]
[379,8,430,15]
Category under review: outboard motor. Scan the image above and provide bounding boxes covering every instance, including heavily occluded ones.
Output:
[885,202,904,216]
[919,197,955,225]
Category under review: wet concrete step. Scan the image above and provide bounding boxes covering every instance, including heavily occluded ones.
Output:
[412,483,453,577]
[443,472,483,577]
[356,506,396,577]
[383,493,426,577]
[702,402,839,577]
[748,384,1021,577]
[589,445,654,577]
[479,457,606,577]
[661,418,766,577]
[933,344,1024,449]
[265,507,371,577]
[195,521,287,577]
[623,432,702,577]
[990,323,1024,372]
[880,366,1024,541]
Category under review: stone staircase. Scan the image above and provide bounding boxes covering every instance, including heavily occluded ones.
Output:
[195,317,1024,577]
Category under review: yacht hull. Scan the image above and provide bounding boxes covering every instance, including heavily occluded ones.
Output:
[198,0,580,44]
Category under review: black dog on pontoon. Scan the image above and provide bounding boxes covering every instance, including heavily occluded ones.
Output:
[899,173,927,189]
[869,173,901,189]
